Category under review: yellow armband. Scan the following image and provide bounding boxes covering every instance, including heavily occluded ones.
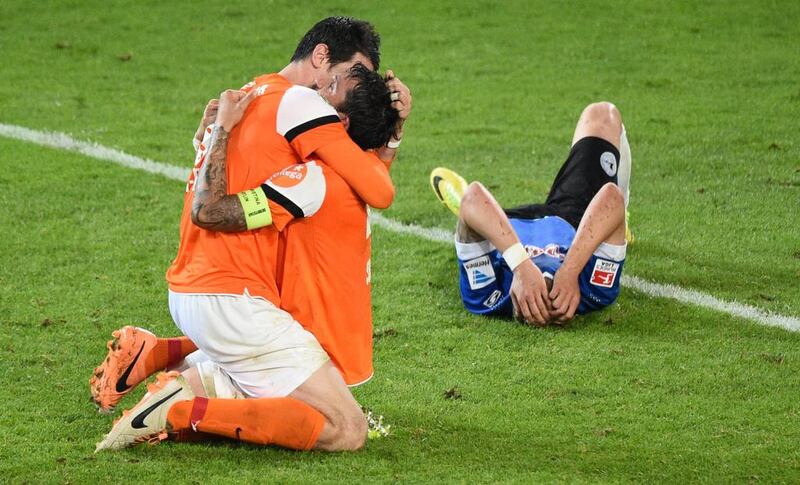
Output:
[237,187,272,230]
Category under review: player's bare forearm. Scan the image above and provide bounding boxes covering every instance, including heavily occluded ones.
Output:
[194,99,219,144]
[374,121,402,166]
[192,195,247,233]
[460,181,551,324]
[550,184,624,322]
[375,145,397,167]
[459,182,521,254]
[191,125,248,233]
[560,183,626,278]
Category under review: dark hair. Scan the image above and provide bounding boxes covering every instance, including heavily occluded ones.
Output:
[291,16,381,70]
[342,64,400,150]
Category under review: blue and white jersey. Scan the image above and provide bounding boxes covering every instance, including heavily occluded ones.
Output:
[456,216,626,317]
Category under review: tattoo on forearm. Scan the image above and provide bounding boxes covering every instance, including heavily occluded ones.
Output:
[191,125,248,232]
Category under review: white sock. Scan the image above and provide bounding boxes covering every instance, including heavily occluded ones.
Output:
[194,361,244,399]
[169,349,210,372]
[617,124,632,207]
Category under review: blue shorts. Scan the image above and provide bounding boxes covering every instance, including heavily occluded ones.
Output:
[455,237,626,317]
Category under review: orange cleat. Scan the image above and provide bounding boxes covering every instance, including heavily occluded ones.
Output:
[95,371,194,452]
[90,326,158,414]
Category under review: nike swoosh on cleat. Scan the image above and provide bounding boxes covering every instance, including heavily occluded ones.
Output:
[131,389,183,429]
[115,343,146,393]
[432,176,444,200]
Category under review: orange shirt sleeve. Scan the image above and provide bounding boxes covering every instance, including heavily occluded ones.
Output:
[274,86,395,208]
[314,138,395,209]
[288,120,346,161]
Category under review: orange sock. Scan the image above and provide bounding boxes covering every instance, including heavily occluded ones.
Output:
[145,337,198,374]
[167,397,325,450]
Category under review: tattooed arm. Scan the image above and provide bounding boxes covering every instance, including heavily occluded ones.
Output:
[190,90,255,233]
[191,125,249,232]
[190,89,325,233]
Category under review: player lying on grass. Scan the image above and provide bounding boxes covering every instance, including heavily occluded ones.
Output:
[93,17,408,452]
[430,102,632,326]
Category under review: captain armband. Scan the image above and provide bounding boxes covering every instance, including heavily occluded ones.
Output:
[237,187,273,230]
[502,242,529,271]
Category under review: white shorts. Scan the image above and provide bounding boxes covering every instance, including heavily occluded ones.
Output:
[168,290,329,398]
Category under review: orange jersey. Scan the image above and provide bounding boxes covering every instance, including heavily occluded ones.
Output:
[278,165,375,385]
[166,73,348,303]
[273,121,395,386]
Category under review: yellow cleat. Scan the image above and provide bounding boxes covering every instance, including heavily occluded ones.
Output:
[625,210,635,244]
[429,167,468,217]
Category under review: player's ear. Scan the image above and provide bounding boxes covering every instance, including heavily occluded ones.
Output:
[311,44,329,69]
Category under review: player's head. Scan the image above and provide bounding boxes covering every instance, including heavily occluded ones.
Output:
[337,64,399,150]
[291,17,381,109]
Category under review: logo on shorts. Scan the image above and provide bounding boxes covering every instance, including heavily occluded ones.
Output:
[600,151,617,177]
[483,289,503,308]
[464,255,496,290]
[590,259,620,288]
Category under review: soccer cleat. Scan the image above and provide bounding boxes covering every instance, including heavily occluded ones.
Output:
[625,210,635,244]
[430,167,468,217]
[363,408,391,440]
[95,371,194,452]
[90,326,158,414]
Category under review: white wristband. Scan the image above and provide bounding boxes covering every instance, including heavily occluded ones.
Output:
[502,242,529,271]
[386,137,402,149]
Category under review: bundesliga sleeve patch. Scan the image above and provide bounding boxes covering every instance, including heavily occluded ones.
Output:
[590,259,620,288]
[463,255,496,290]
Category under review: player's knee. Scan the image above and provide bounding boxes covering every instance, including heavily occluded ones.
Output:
[331,412,366,451]
[599,182,625,208]
[581,102,622,131]
[345,415,368,450]
[325,402,367,451]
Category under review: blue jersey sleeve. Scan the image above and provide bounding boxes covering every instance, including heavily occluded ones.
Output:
[576,243,626,314]
[455,240,513,316]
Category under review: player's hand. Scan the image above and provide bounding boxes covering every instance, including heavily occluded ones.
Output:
[549,270,581,324]
[384,70,412,134]
[194,98,219,142]
[216,89,257,133]
[509,260,551,326]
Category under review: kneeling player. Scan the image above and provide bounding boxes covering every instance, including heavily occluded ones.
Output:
[430,102,632,326]
[93,59,402,451]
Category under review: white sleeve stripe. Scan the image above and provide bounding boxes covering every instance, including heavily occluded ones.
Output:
[276,86,338,136]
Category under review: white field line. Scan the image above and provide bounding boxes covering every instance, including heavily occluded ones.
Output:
[2,122,799,333]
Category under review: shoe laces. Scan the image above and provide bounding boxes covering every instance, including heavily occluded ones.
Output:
[133,430,169,446]
[146,371,180,394]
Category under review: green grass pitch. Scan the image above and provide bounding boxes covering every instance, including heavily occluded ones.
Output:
[1,0,799,482]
